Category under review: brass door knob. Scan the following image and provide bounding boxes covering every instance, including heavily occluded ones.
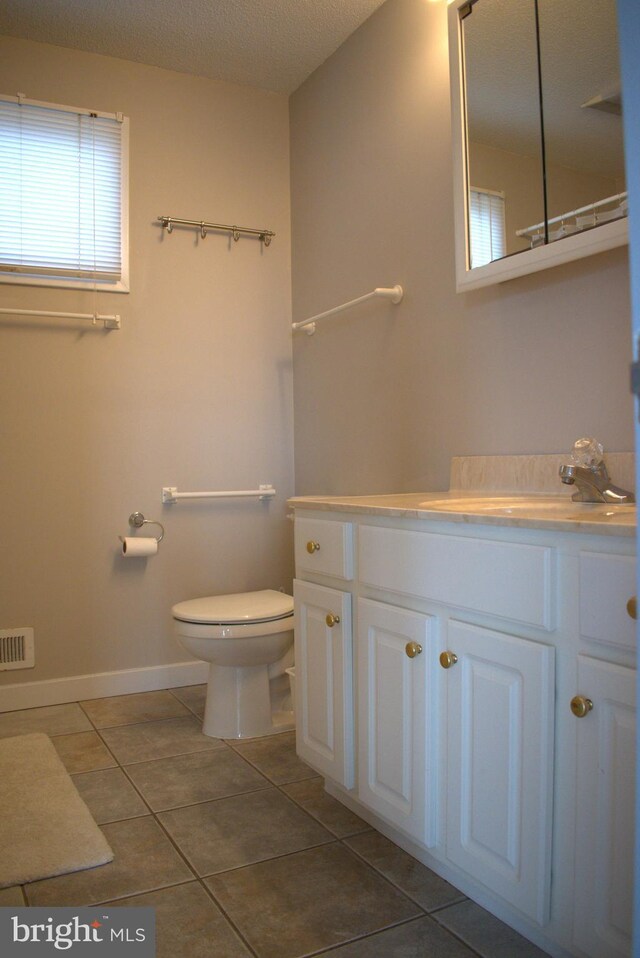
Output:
[405,642,423,658]
[627,596,637,620]
[325,613,340,628]
[439,651,458,669]
[570,695,594,718]
[306,541,320,554]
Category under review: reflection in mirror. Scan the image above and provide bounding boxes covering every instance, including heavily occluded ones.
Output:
[462,0,545,268]
[536,0,625,248]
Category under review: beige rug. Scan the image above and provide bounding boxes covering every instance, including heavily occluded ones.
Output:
[0,732,114,888]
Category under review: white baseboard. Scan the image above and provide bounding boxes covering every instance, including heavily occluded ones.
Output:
[0,660,210,713]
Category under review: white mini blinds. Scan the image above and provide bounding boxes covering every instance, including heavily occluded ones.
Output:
[469,188,505,270]
[0,96,128,290]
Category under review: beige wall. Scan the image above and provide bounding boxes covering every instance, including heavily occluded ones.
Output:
[0,38,294,688]
[290,0,633,495]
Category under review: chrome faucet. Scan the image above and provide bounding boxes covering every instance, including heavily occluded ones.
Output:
[559,438,635,504]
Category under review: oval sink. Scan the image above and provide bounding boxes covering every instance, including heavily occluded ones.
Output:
[419,496,636,519]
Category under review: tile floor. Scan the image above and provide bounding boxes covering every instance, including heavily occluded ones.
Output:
[0,687,551,958]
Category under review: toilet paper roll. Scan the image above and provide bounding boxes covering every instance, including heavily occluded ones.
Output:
[120,537,158,557]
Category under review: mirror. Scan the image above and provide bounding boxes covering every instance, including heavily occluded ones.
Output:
[448,0,627,291]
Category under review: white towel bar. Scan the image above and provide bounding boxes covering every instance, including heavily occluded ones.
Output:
[292,285,403,336]
[0,307,121,329]
[162,484,275,503]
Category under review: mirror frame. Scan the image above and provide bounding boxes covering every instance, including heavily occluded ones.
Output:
[448,0,628,292]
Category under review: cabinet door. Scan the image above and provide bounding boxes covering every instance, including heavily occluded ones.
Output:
[572,657,636,958]
[357,599,439,846]
[293,579,354,788]
[444,620,554,924]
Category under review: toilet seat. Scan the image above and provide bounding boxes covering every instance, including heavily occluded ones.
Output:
[172,589,294,627]
[172,588,295,738]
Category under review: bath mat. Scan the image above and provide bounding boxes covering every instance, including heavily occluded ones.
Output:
[0,732,113,888]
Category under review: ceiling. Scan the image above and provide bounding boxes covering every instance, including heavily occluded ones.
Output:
[0,0,388,94]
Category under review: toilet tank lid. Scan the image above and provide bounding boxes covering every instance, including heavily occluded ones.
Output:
[172,589,294,625]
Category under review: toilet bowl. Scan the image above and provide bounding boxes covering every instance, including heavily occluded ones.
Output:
[172,589,294,739]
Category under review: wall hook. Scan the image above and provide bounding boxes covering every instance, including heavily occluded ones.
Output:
[232,227,240,242]
[200,222,207,239]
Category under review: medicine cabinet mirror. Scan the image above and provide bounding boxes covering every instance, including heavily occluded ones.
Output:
[448,0,627,291]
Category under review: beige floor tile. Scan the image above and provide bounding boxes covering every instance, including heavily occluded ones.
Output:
[435,900,552,957]
[0,886,25,906]
[79,691,190,728]
[25,816,193,906]
[206,843,422,958]
[169,685,206,717]
[314,915,478,957]
[159,787,333,876]
[52,731,117,773]
[229,730,315,784]
[282,777,370,838]
[72,768,149,824]
[125,747,269,811]
[0,704,92,739]
[103,882,252,958]
[345,831,465,912]
[100,716,224,764]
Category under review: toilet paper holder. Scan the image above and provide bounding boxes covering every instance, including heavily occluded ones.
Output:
[129,512,165,542]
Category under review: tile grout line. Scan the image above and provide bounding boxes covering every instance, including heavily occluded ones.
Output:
[94,718,262,958]
[9,691,494,958]
[294,913,448,958]
[112,750,262,958]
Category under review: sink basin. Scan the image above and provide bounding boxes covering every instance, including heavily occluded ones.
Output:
[419,496,636,520]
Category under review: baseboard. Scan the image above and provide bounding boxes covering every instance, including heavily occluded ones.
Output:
[0,660,210,713]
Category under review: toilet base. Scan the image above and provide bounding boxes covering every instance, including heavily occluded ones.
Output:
[202,662,294,739]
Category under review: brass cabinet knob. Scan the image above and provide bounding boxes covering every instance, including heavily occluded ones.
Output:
[306,541,320,554]
[405,641,423,658]
[570,695,594,718]
[627,596,637,620]
[325,613,341,628]
[439,651,458,669]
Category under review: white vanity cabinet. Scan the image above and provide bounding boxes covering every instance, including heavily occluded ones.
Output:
[293,579,354,789]
[443,620,555,924]
[357,598,438,846]
[292,505,636,958]
[571,550,637,958]
[572,657,635,958]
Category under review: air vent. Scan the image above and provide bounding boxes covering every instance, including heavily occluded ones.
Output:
[0,628,35,671]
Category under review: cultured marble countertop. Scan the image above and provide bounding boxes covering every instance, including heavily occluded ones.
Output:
[287,492,637,538]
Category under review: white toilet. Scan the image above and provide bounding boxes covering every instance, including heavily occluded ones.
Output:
[172,589,295,739]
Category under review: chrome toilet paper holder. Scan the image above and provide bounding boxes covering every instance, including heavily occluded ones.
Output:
[129,512,165,542]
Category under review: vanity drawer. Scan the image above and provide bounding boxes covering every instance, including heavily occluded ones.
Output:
[579,552,636,652]
[359,525,554,630]
[295,518,354,580]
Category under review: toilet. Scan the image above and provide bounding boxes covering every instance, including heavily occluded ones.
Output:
[172,589,295,739]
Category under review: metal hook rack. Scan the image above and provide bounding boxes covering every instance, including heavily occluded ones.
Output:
[129,512,165,542]
[158,216,275,246]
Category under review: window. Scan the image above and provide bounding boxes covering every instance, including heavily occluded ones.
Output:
[0,94,129,291]
[469,187,505,269]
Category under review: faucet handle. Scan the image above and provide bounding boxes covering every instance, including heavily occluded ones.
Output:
[570,437,605,472]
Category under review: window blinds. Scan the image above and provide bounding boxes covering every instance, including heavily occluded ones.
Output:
[0,98,123,281]
[469,188,506,269]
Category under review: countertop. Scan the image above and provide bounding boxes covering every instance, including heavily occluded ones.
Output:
[287,492,637,538]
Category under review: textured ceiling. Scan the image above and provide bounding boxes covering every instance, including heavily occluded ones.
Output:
[0,0,388,93]
[464,0,623,178]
